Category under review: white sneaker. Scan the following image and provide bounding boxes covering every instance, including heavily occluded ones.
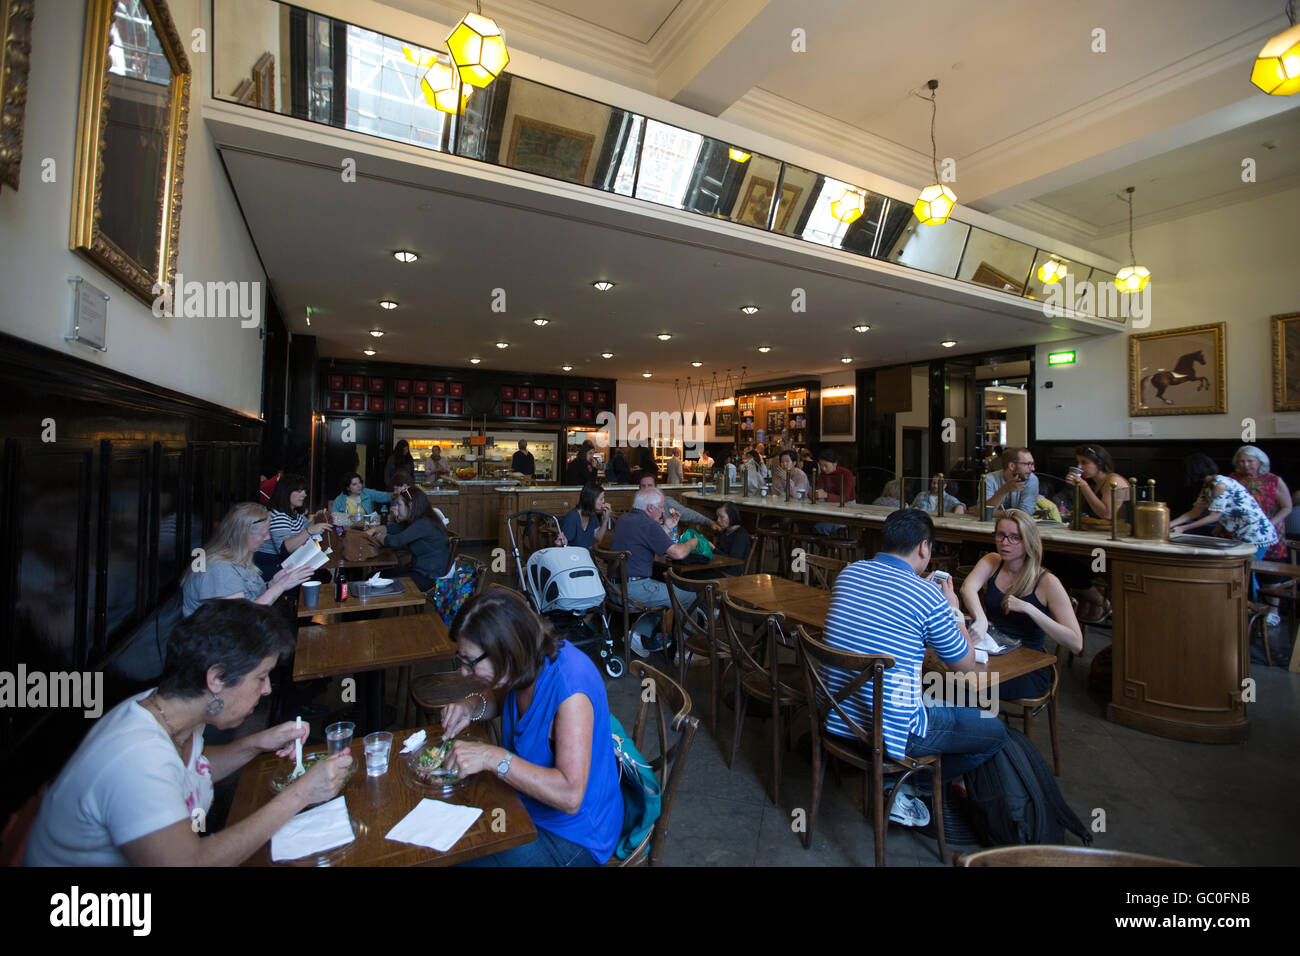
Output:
[888,792,931,828]
[1266,610,1281,627]
[630,632,658,658]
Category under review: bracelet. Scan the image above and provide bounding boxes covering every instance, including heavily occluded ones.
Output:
[467,692,487,722]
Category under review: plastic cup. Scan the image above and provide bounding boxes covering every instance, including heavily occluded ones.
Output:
[325,721,355,756]
[301,581,320,607]
[363,732,392,776]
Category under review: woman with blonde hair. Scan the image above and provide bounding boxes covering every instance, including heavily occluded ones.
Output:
[1228,445,1292,560]
[182,503,315,618]
[959,509,1082,700]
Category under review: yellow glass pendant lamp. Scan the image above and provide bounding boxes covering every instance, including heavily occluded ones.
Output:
[402,46,440,68]
[1113,186,1151,293]
[831,189,865,224]
[1037,258,1068,284]
[728,148,751,163]
[420,60,470,113]
[914,79,956,226]
[446,9,510,88]
[1252,4,1300,95]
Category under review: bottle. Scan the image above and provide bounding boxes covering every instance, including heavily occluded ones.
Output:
[340,566,349,602]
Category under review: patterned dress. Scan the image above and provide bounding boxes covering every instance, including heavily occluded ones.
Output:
[1201,475,1279,551]
[1224,471,1287,559]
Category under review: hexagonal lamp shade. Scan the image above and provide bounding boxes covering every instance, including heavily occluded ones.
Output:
[1114,265,1151,293]
[1037,259,1069,284]
[402,46,440,68]
[1251,21,1300,95]
[728,148,751,163]
[831,190,865,224]
[446,12,510,88]
[420,61,470,114]
[913,184,956,226]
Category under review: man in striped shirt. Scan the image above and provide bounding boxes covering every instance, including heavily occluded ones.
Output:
[823,508,1006,825]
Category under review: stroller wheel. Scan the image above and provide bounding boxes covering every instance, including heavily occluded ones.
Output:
[604,656,625,679]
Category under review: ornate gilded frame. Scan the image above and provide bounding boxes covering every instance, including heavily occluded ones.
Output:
[1271,312,1300,412]
[1127,322,1226,417]
[0,0,35,191]
[70,0,190,305]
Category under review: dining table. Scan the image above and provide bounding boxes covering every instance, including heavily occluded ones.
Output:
[655,552,744,576]
[227,724,537,867]
[297,576,428,619]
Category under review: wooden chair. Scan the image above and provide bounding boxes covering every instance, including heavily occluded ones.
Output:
[802,553,847,591]
[955,845,1193,867]
[445,531,461,566]
[997,641,1067,775]
[665,571,724,732]
[401,555,488,725]
[796,626,946,866]
[720,596,805,805]
[607,661,699,867]
[0,786,45,867]
[591,547,656,675]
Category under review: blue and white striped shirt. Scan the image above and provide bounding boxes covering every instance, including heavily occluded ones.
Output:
[822,553,968,759]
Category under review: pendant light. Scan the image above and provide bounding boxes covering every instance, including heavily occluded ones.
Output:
[421,59,471,114]
[703,373,716,426]
[1037,257,1068,285]
[1114,187,1151,293]
[1252,1,1300,95]
[914,80,957,226]
[831,189,865,224]
[446,2,510,89]
[403,46,440,68]
[728,149,751,163]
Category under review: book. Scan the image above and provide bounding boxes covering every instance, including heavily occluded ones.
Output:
[282,538,333,573]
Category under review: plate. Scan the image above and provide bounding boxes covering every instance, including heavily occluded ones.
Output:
[368,576,393,587]
[402,741,467,796]
[272,815,367,867]
[270,750,356,793]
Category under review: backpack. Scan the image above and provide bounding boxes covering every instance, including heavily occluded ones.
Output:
[610,714,661,859]
[963,727,1092,847]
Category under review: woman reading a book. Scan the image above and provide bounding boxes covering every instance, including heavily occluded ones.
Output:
[254,474,331,580]
[181,503,316,618]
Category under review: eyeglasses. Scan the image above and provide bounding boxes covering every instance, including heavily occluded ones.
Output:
[994,532,1022,544]
[454,650,488,670]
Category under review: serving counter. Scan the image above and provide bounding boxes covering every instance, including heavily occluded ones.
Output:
[683,492,1255,745]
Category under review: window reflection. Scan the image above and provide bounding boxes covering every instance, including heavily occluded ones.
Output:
[345,26,448,149]
[635,121,703,208]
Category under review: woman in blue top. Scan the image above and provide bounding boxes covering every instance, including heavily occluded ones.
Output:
[441,589,623,866]
[330,473,392,520]
[959,510,1082,701]
[555,483,612,549]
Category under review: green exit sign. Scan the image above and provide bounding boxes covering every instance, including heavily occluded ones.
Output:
[1047,350,1077,366]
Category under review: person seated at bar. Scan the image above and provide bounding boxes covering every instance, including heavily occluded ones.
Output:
[911,475,967,515]
[705,501,750,578]
[822,508,1005,826]
[440,589,623,865]
[813,447,855,502]
[331,472,392,520]
[772,448,811,499]
[610,488,696,657]
[959,510,1083,700]
[555,483,612,549]
[740,448,768,495]
[564,442,598,486]
[665,446,683,484]
[23,601,352,866]
[983,447,1038,513]
[872,478,903,508]
[255,474,330,580]
[1229,444,1291,560]
[182,503,315,617]
[385,440,415,489]
[512,439,535,477]
[1172,453,1278,561]
[426,445,451,480]
[606,445,632,484]
[1064,444,1129,520]
[366,487,451,591]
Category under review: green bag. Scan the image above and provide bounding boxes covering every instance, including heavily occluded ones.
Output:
[677,529,714,559]
[611,715,661,859]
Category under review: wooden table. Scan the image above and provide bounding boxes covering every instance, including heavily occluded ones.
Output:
[323,547,400,571]
[297,577,428,618]
[713,573,1057,690]
[228,725,536,867]
[655,552,744,575]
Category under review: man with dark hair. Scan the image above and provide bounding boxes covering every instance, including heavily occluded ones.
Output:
[511,440,535,476]
[821,508,1005,827]
[984,446,1038,513]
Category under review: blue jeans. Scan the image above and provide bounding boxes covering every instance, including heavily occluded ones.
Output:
[458,826,599,867]
[905,703,1006,783]
[625,578,694,615]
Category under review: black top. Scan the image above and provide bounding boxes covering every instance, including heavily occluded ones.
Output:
[714,527,751,577]
[982,560,1048,651]
[564,456,596,487]
[511,450,535,475]
[607,451,631,485]
[385,517,451,582]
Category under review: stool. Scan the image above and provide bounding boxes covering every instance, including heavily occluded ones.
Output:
[754,527,789,576]
[408,672,498,742]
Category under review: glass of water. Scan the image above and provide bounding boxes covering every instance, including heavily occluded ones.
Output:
[325,721,355,756]
[363,731,392,776]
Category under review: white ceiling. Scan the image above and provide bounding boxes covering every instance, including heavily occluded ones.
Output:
[530,0,682,43]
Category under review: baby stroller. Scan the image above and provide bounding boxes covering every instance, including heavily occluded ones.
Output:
[507,510,624,678]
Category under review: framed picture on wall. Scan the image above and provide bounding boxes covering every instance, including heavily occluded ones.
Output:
[714,405,737,439]
[766,408,787,434]
[507,116,595,184]
[821,392,855,440]
[1128,322,1226,416]
[1271,312,1300,412]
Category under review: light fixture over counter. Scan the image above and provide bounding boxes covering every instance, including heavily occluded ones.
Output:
[1252,1,1300,95]
[1114,186,1151,293]
[914,80,956,226]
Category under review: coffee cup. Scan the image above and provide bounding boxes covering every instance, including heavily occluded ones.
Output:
[302,581,321,607]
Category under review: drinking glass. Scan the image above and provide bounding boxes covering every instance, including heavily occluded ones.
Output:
[325,721,355,756]
[363,732,392,776]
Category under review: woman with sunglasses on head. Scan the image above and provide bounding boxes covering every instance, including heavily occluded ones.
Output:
[365,486,450,591]
[960,509,1082,700]
[181,503,316,618]
[440,589,623,866]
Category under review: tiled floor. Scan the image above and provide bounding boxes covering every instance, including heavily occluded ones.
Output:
[216,554,1300,866]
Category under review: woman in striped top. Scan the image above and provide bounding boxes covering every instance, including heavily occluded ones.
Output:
[254,474,330,580]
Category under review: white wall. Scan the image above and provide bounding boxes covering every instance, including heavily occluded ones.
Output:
[213,0,282,108]
[1035,184,1300,442]
[0,0,266,416]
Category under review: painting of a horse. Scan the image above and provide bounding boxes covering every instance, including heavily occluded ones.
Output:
[1141,350,1210,405]
[1129,324,1225,417]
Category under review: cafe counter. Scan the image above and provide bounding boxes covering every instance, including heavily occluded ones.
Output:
[685,492,1255,745]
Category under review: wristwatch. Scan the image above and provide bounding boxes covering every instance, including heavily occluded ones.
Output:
[496,751,513,778]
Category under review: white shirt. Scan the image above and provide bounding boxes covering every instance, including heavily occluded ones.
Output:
[24,690,212,866]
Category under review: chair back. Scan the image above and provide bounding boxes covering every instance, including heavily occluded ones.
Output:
[446,531,461,566]
[955,845,1194,867]
[794,625,895,753]
[720,595,795,698]
[802,553,847,591]
[742,534,760,575]
[618,661,699,867]
[666,570,717,682]
[509,512,557,570]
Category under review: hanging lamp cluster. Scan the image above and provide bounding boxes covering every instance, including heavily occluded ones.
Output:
[914,79,956,226]
[1114,186,1152,293]
[1252,1,1300,95]
[407,1,510,115]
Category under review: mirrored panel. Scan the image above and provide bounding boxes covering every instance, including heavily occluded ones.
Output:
[1023,249,1087,301]
[766,163,823,237]
[1079,268,1129,323]
[885,215,970,278]
[958,227,1036,295]
[634,119,704,209]
[488,75,617,187]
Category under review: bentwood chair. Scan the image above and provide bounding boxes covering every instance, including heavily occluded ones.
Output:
[607,661,699,867]
[665,571,724,731]
[796,626,946,866]
[403,557,488,726]
[996,641,1067,775]
[720,596,804,805]
[591,547,654,675]
[954,845,1193,867]
[801,553,847,591]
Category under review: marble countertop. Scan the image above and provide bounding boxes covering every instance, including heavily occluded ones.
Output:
[497,483,717,493]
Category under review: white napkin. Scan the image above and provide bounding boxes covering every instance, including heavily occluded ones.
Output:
[974,648,989,665]
[367,572,393,586]
[386,798,482,852]
[971,627,1014,656]
[400,729,427,754]
[270,796,354,861]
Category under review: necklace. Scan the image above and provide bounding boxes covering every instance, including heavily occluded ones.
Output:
[146,693,187,755]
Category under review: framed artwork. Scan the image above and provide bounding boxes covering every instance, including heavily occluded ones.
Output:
[971,261,1026,295]
[1128,323,1226,416]
[766,408,787,433]
[0,0,35,191]
[507,116,595,184]
[713,405,737,439]
[232,77,257,106]
[252,52,274,110]
[1271,312,1300,412]
[821,392,855,440]
[735,177,803,231]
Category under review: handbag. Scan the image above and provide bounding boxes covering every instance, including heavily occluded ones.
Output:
[610,714,661,859]
[342,528,382,562]
[678,529,714,559]
[430,556,479,625]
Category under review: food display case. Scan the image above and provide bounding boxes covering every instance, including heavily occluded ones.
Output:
[565,426,609,476]
[395,428,558,481]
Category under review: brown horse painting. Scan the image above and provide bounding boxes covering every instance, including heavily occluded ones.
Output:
[1141,350,1210,405]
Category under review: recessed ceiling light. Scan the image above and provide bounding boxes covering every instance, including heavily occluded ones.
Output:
[495,341,509,349]
[561,364,573,372]
[840,356,853,364]
[393,250,418,263]
[691,361,703,367]
[592,280,615,291]
[853,324,870,333]
[363,348,376,356]
[642,371,652,378]
[601,351,614,359]
[532,317,549,326]
[469,357,482,364]
[740,306,759,315]
[941,340,957,348]
[657,332,672,341]
[369,328,385,337]
[757,346,772,353]
[379,300,398,310]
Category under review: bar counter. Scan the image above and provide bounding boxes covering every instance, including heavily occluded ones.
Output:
[683,492,1254,745]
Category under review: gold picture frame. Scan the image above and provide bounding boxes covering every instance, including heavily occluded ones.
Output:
[735,176,802,231]
[1128,322,1226,417]
[506,116,595,184]
[1270,312,1300,412]
[0,0,35,191]
[70,0,191,306]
